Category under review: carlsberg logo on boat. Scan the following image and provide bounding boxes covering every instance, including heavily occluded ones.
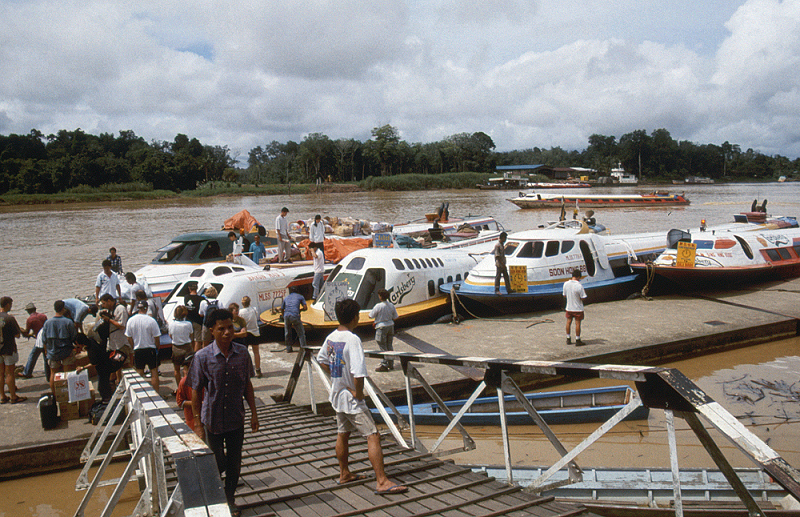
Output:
[390,277,415,305]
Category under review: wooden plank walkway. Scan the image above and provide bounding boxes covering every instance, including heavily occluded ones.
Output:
[162,400,598,517]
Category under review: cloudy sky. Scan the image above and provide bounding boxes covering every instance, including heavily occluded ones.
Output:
[2,0,800,159]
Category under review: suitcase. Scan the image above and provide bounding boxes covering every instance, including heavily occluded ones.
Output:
[38,394,59,429]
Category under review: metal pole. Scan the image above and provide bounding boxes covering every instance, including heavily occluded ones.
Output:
[666,410,684,517]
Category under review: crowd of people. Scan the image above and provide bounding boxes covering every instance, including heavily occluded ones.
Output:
[2,234,406,515]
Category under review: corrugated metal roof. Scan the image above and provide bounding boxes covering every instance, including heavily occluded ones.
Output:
[496,164,546,171]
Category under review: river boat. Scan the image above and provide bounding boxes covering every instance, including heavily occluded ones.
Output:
[630,220,800,288]
[260,232,501,330]
[527,182,591,189]
[440,220,668,315]
[391,210,504,237]
[508,192,690,209]
[161,261,335,335]
[371,385,648,426]
[134,230,279,298]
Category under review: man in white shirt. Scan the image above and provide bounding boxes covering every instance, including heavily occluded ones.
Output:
[95,259,121,303]
[562,269,587,346]
[125,301,162,392]
[239,296,262,378]
[309,214,326,259]
[275,207,292,263]
[312,247,325,301]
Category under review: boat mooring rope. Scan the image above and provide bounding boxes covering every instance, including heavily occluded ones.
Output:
[448,286,555,327]
[639,261,656,300]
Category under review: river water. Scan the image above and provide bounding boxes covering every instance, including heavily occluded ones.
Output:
[1,182,798,312]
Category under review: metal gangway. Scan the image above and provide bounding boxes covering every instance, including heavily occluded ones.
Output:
[73,370,229,517]
[282,347,800,517]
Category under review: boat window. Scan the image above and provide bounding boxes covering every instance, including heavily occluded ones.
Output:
[765,249,781,261]
[200,283,223,297]
[428,280,436,296]
[532,241,544,258]
[667,229,692,249]
[464,272,468,279]
[437,258,444,267]
[198,241,223,260]
[153,242,184,263]
[425,258,434,268]
[404,259,415,270]
[456,273,462,281]
[778,248,791,260]
[412,259,421,269]
[233,267,244,272]
[354,268,385,310]
[579,240,596,276]
[545,241,560,257]
[516,242,534,258]
[561,241,574,253]
[346,257,366,270]
[794,245,800,257]
[212,266,233,276]
[734,235,754,260]
[190,269,204,278]
[438,278,444,287]
[504,242,520,255]
[392,259,405,270]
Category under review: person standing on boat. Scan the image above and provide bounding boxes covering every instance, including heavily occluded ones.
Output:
[309,214,326,259]
[312,246,325,301]
[249,234,266,266]
[563,270,587,346]
[95,259,121,304]
[370,289,398,372]
[494,232,513,295]
[275,207,292,263]
[107,247,123,274]
[228,231,243,264]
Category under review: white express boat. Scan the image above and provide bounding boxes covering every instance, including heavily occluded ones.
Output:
[509,192,690,209]
[161,261,336,336]
[134,230,278,298]
[440,220,669,315]
[630,217,800,288]
[261,232,501,330]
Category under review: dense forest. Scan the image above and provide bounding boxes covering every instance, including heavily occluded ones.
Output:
[1,125,798,195]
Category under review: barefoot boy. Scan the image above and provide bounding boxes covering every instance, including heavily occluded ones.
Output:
[316,299,407,495]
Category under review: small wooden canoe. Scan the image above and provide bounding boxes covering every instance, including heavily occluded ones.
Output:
[372,385,649,426]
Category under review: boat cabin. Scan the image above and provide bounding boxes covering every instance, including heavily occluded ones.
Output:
[150,230,277,265]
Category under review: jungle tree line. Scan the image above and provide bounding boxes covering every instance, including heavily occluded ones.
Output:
[1,125,798,195]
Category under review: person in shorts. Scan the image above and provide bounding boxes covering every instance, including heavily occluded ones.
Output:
[169,305,194,395]
[126,300,161,393]
[316,299,407,496]
[239,296,261,378]
[183,282,204,351]
[42,300,78,395]
[562,269,587,346]
[0,296,24,404]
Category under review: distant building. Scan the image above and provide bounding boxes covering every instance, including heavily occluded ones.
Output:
[495,164,554,178]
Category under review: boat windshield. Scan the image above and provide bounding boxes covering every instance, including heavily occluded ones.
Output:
[153,241,211,263]
[324,266,386,310]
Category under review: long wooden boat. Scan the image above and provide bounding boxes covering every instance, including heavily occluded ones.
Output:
[371,385,649,426]
[631,219,800,288]
[527,182,592,189]
[509,191,690,209]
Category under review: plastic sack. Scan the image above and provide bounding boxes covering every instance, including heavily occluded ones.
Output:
[67,370,91,403]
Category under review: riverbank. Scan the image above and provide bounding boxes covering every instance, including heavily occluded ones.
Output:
[2,275,799,479]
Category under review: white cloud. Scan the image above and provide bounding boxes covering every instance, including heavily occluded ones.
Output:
[0,0,799,158]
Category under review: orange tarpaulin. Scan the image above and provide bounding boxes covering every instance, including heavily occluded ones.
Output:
[298,237,372,263]
[223,209,261,233]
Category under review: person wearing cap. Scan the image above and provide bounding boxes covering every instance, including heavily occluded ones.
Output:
[19,302,48,379]
[125,300,162,393]
[184,282,204,351]
[275,207,292,263]
[309,214,326,259]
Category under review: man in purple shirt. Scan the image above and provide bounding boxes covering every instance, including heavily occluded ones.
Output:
[190,308,259,516]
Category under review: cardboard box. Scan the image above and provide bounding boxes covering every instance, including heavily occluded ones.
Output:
[53,372,70,402]
[59,401,80,420]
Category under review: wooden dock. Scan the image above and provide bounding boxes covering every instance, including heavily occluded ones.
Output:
[183,401,598,517]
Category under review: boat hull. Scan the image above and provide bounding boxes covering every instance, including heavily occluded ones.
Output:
[632,261,800,288]
[372,385,649,426]
[509,195,690,209]
[441,274,642,316]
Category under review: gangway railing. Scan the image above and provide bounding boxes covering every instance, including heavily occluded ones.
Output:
[283,348,800,517]
[74,369,229,517]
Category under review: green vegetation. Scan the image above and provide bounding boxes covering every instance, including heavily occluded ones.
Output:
[2,125,798,202]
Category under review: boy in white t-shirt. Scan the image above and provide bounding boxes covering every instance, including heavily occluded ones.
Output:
[316,299,408,496]
[562,269,587,346]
